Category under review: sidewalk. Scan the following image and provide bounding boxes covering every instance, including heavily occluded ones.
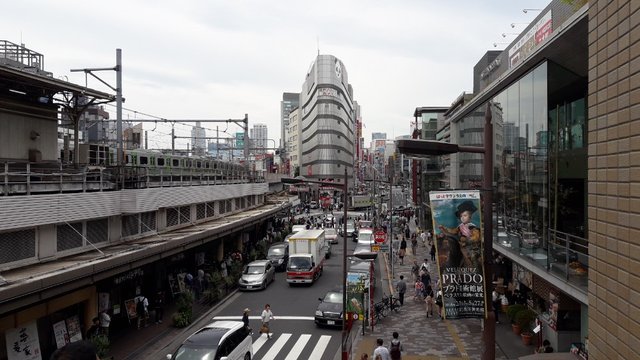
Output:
[350,225,536,359]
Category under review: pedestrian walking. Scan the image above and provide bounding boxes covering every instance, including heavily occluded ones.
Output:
[435,288,444,320]
[411,260,420,282]
[389,331,403,360]
[399,238,407,265]
[86,317,100,339]
[154,291,164,324]
[372,338,391,360]
[424,285,435,317]
[242,308,252,333]
[396,275,407,306]
[410,235,418,256]
[430,243,436,261]
[135,294,149,329]
[413,280,424,301]
[260,304,275,339]
[99,310,111,336]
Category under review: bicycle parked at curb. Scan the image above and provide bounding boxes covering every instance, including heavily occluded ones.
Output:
[370,301,388,326]
[382,293,401,313]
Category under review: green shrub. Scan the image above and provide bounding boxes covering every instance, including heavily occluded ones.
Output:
[172,312,191,328]
[506,304,526,323]
[515,309,537,332]
[172,292,193,327]
[90,334,110,358]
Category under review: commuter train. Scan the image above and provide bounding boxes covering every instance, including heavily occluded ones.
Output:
[71,144,260,184]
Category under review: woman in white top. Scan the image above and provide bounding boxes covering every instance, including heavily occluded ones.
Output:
[260,304,274,339]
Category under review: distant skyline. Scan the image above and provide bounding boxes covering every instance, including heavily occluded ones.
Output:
[1,0,550,150]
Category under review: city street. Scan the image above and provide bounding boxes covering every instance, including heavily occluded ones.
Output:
[150,211,378,360]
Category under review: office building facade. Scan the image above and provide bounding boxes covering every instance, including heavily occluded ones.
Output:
[299,55,355,182]
[281,92,299,149]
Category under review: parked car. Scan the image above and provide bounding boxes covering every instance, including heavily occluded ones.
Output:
[325,228,338,244]
[238,260,275,290]
[166,320,252,360]
[357,228,374,245]
[267,242,289,271]
[315,288,343,328]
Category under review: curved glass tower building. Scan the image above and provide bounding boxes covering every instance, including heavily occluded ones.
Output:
[299,55,355,183]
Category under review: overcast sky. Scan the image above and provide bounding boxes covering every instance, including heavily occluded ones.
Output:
[3,0,550,150]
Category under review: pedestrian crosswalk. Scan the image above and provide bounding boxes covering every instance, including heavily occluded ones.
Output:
[251,333,332,360]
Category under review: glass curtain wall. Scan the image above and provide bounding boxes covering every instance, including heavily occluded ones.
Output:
[491,62,549,264]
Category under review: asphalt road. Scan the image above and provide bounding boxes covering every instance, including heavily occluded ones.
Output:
[156,209,384,360]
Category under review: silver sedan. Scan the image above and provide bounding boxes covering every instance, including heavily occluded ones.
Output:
[238,260,276,291]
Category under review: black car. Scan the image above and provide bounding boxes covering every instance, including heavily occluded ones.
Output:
[267,242,289,271]
[315,288,343,328]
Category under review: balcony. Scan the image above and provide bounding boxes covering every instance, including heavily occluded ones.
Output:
[495,222,588,295]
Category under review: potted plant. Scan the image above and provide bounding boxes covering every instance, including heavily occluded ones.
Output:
[515,309,537,345]
[506,304,526,334]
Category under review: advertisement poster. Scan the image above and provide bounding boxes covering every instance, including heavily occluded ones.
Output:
[124,299,137,319]
[98,292,110,313]
[5,321,42,360]
[52,321,69,349]
[65,316,82,343]
[508,11,553,68]
[346,272,367,320]
[430,190,485,319]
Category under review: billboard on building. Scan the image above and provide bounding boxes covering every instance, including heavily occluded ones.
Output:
[508,11,552,68]
[429,190,485,319]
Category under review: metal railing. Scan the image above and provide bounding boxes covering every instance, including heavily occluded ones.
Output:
[494,226,589,290]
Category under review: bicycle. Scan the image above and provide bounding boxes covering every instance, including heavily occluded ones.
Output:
[370,301,388,325]
[382,293,401,313]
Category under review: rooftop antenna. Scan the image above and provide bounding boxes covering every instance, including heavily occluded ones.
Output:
[317,36,320,56]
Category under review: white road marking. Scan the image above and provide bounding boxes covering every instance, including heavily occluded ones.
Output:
[308,335,332,360]
[212,315,315,321]
[260,333,292,360]
[252,334,268,354]
[284,334,312,360]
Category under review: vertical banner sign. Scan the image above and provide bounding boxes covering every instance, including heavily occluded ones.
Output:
[5,321,42,360]
[346,272,367,320]
[430,190,485,319]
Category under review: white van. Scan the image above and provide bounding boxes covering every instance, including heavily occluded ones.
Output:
[167,320,252,360]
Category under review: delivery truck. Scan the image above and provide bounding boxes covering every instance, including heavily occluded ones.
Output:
[286,229,329,285]
[350,195,372,209]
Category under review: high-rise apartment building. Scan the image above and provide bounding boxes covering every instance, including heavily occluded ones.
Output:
[250,123,268,153]
[281,93,299,149]
[299,55,355,182]
[191,121,206,155]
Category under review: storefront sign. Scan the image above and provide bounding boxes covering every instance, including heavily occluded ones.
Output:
[430,190,485,319]
[6,321,42,360]
[509,11,553,68]
[65,316,82,343]
[113,268,144,285]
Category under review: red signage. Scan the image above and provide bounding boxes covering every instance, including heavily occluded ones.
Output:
[374,230,386,243]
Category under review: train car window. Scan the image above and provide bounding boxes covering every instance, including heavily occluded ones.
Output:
[187,160,192,167]
[196,160,202,168]
[125,155,131,165]
[140,156,148,165]
[150,156,156,166]
[205,161,210,169]
[172,159,180,167]
[158,157,165,166]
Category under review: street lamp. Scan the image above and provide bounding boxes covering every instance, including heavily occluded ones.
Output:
[396,104,495,360]
[282,168,350,359]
